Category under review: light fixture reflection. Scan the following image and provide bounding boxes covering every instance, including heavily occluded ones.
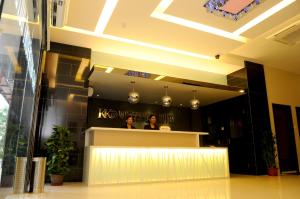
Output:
[105,67,114,73]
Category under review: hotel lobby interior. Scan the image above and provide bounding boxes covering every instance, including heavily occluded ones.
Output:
[1,0,300,198]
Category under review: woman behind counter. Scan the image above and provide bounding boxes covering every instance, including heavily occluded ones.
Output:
[144,114,159,130]
[122,115,136,129]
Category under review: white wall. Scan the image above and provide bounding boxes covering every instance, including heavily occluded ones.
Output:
[264,66,300,171]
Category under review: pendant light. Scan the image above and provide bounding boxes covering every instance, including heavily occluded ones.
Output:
[128,81,140,104]
[190,90,200,110]
[161,86,172,107]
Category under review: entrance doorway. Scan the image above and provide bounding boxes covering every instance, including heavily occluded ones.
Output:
[272,104,299,173]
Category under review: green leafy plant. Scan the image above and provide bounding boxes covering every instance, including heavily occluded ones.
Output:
[0,107,8,159]
[45,126,73,175]
[261,130,277,168]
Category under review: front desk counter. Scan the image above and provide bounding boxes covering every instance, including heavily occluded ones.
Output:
[83,127,229,185]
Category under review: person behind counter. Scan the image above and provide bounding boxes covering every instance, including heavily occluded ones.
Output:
[144,114,159,130]
[121,115,136,129]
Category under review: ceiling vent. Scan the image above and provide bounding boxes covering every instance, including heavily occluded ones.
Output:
[270,22,300,46]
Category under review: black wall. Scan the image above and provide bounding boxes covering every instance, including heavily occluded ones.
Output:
[201,61,272,175]
[88,98,202,131]
[201,95,257,174]
[245,61,272,175]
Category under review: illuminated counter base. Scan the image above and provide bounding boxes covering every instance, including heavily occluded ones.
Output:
[83,147,229,185]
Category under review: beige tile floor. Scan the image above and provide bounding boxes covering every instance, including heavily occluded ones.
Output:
[1,175,300,199]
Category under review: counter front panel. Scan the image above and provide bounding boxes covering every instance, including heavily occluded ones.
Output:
[84,147,229,185]
[83,127,228,185]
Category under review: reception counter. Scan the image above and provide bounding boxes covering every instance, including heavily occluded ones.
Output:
[83,127,229,185]
[85,127,208,147]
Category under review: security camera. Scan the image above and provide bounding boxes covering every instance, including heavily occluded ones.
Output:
[215,54,220,59]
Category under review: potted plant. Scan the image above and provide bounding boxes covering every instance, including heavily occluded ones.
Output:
[45,126,73,185]
[261,130,278,176]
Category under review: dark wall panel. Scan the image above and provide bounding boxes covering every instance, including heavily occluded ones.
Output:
[87,98,202,132]
[245,61,272,175]
[201,95,257,174]
[35,42,91,182]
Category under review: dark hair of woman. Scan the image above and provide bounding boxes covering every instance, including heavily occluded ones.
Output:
[144,114,159,130]
[121,115,135,129]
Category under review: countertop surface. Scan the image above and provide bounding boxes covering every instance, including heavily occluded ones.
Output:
[86,127,209,135]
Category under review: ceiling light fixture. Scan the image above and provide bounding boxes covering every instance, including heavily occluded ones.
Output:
[161,86,172,107]
[204,0,262,21]
[154,75,166,81]
[105,67,114,73]
[233,0,296,35]
[190,90,200,110]
[128,81,140,104]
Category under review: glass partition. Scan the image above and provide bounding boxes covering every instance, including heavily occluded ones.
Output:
[0,0,43,191]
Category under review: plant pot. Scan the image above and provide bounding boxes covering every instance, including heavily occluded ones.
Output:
[50,174,64,186]
[267,167,278,176]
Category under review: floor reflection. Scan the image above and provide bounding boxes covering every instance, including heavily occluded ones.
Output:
[2,175,300,199]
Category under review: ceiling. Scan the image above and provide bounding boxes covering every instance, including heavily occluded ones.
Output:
[2,0,300,75]
[89,70,243,107]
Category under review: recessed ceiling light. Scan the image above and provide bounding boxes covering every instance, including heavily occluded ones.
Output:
[154,75,165,81]
[105,67,114,73]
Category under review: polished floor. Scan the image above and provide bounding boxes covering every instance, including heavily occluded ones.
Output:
[1,175,300,199]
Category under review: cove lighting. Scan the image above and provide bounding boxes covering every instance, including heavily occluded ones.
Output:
[154,75,166,81]
[152,0,295,39]
[93,0,213,60]
[50,0,214,61]
[101,33,214,60]
[95,0,118,34]
[151,0,248,43]
[233,0,296,35]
